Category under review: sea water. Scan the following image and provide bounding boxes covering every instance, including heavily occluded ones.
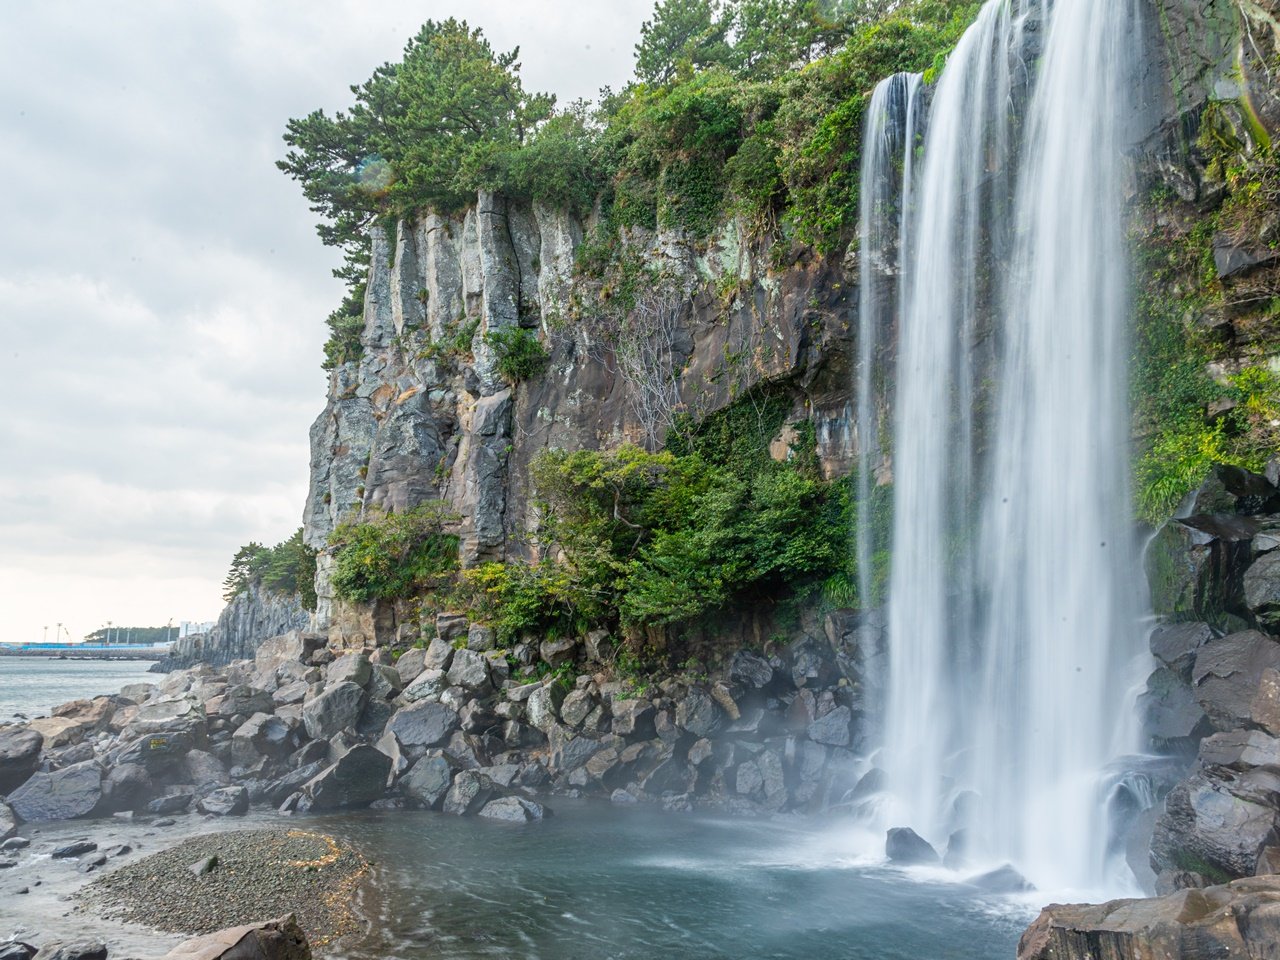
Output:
[0,657,157,720]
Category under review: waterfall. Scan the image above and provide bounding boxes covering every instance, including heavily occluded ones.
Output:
[855,72,922,612]
[872,0,1147,894]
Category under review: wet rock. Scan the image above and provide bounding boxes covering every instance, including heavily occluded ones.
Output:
[610,698,654,737]
[478,796,546,822]
[422,636,455,671]
[611,788,638,804]
[31,942,107,960]
[1018,876,1280,960]
[442,770,494,816]
[184,750,231,792]
[303,745,393,810]
[0,943,35,960]
[885,827,940,865]
[162,913,311,960]
[969,865,1033,893]
[52,840,97,858]
[1199,729,1280,770]
[148,792,194,815]
[1245,550,1280,629]
[367,664,403,700]
[301,681,366,741]
[1147,516,1258,626]
[8,760,102,822]
[1149,621,1215,681]
[584,630,612,663]
[807,706,852,746]
[400,755,454,808]
[197,786,249,816]
[1150,771,1280,882]
[1139,667,1208,752]
[1192,630,1280,731]
[189,856,218,877]
[675,690,722,737]
[729,651,773,689]
[386,701,459,751]
[0,803,15,842]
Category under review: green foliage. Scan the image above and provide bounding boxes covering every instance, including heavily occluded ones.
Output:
[484,327,550,382]
[222,529,318,611]
[328,503,459,603]
[321,281,367,370]
[83,625,183,644]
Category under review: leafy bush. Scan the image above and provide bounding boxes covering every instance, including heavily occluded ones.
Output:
[485,327,550,382]
[329,503,459,603]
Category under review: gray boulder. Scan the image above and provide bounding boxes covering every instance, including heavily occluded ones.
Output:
[442,769,493,816]
[0,726,43,793]
[217,686,273,718]
[196,786,249,817]
[304,745,392,810]
[8,760,102,822]
[611,699,654,737]
[31,942,107,960]
[885,827,940,865]
[401,668,447,703]
[729,651,773,689]
[327,653,372,689]
[301,682,366,741]
[1245,550,1280,629]
[422,636,455,671]
[161,913,311,960]
[1150,622,1215,681]
[399,755,454,808]
[526,684,565,734]
[148,792,194,815]
[0,801,15,841]
[232,713,293,764]
[675,690,722,737]
[386,701,459,751]
[1150,771,1280,882]
[394,647,428,685]
[446,649,492,692]
[478,796,545,822]
[807,706,852,746]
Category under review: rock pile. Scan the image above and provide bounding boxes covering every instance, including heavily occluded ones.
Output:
[1140,461,1280,891]
[0,611,878,828]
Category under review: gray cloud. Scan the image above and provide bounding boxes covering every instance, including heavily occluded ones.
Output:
[0,0,650,641]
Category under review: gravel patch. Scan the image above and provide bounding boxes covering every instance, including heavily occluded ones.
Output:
[73,829,367,949]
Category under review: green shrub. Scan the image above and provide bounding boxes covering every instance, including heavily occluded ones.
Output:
[222,529,318,611]
[485,327,550,382]
[329,503,459,603]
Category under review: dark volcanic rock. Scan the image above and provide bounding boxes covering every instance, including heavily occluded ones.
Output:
[7,761,101,822]
[303,745,392,810]
[442,770,493,816]
[1244,550,1280,629]
[1149,621,1215,681]
[478,796,546,822]
[386,701,459,751]
[807,706,852,746]
[52,840,98,858]
[31,944,107,960]
[0,726,43,794]
[400,755,454,809]
[301,682,366,741]
[885,827,940,865]
[1150,771,1280,882]
[196,786,249,817]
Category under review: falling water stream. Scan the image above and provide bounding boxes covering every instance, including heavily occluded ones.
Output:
[873,0,1150,895]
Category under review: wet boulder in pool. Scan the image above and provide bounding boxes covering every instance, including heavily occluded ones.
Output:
[301,681,366,741]
[162,913,311,960]
[196,786,249,817]
[885,827,940,865]
[479,796,546,822]
[400,755,454,809]
[302,745,392,810]
[7,760,102,823]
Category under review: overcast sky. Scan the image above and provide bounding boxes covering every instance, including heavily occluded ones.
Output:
[0,0,650,643]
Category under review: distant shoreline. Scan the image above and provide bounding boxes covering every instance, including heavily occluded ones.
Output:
[0,647,168,662]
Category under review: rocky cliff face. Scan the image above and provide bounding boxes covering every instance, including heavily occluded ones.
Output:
[302,195,859,642]
[161,586,310,670]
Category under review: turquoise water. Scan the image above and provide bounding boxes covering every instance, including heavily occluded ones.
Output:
[335,805,1030,960]
[0,657,157,719]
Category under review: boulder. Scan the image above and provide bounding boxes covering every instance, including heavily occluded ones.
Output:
[216,686,274,719]
[442,769,493,816]
[467,624,496,652]
[1149,621,1215,681]
[1199,729,1280,770]
[422,636,455,671]
[125,697,207,739]
[807,706,852,746]
[610,698,654,738]
[26,717,88,750]
[31,943,107,960]
[303,745,392,810]
[327,653,372,689]
[729,651,773,689]
[162,913,311,960]
[400,755,454,809]
[478,796,545,822]
[231,713,293,764]
[526,684,565,734]
[1018,876,1280,960]
[401,669,447,704]
[539,636,576,666]
[118,682,156,704]
[367,664,403,700]
[1139,667,1207,751]
[1192,630,1280,731]
[446,649,492,692]
[7,760,101,822]
[675,690,722,737]
[0,726,43,793]
[52,840,97,858]
[147,792,194,815]
[0,801,15,841]
[1147,516,1257,626]
[272,681,310,707]
[386,701,459,751]
[1245,550,1280,629]
[100,763,154,812]
[885,827,940,865]
[254,631,326,670]
[301,682,366,741]
[394,647,428,685]
[196,786,249,817]
[968,865,1033,893]
[559,690,594,729]
[52,697,116,734]
[0,943,35,960]
[1150,771,1280,882]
